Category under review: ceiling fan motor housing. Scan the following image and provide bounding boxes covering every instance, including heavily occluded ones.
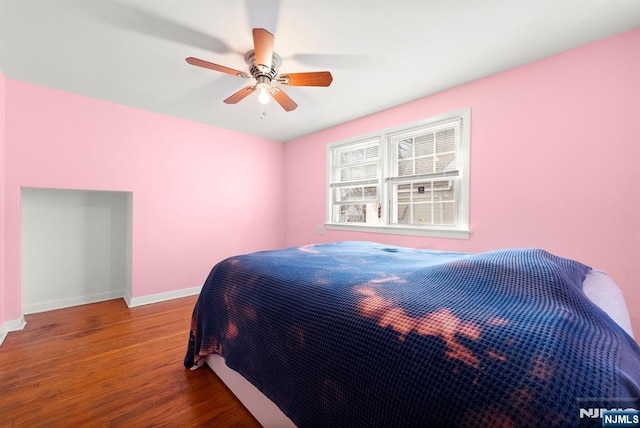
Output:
[245,50,281,82]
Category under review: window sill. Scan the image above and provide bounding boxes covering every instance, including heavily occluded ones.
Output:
[324,223,470,240]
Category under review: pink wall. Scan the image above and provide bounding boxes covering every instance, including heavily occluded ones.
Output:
[284,29,640,339]
[1,71,6,327]
[2,79,285,323]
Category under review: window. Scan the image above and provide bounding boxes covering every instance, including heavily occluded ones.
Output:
[328,137,381,225]
[326,108,470,239]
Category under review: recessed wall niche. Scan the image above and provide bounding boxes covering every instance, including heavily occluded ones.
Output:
[21,188,132,314]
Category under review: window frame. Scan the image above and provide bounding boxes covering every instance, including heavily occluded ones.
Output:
[325,108,471,239]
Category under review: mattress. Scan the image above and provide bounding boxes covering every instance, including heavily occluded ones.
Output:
[582,269,634,337]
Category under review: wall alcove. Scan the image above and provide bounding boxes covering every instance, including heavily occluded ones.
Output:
[21,188,132,314]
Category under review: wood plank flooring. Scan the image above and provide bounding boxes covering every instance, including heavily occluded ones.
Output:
[0,296,260,428]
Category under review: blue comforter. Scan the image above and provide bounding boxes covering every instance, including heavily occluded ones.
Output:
[184,241,640,427]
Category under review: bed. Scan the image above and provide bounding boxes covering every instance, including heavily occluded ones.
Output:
[184,241,640,427]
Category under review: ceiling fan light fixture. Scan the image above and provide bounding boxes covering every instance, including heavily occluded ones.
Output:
[258,87,270,105]
[255,75,272,105]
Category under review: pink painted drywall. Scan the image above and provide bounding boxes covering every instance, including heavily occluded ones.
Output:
[1,70,6,327]
[284,28,640,340]
[2,79,285,323]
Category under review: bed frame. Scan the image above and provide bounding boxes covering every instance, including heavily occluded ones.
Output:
[205,354,295,427]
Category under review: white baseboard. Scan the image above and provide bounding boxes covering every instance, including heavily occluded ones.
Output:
[1,287,202,347]
[125,286,202,308]
[0,316,27,346]
[22,290,125,315]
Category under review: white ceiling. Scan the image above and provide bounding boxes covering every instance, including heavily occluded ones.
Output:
[1,0,639,142]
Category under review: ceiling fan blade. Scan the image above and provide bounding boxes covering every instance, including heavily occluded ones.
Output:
[186,57,250,78]
[278,71,333,87]
[224,86,256,104]
[271,87,298,112]
[252,28,274,72]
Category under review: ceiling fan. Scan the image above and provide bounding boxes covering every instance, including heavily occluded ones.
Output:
[186,28,333,112]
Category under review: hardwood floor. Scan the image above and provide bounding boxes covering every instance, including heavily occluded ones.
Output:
[0,296,261,428]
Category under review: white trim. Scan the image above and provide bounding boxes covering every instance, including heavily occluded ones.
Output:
[0,316,27,346]
[1,287,203,347]
[125,285,202,308]
[325,223,470,239]
[23,290,125,315]
[21,286,202,314]
[123,287,133,308]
